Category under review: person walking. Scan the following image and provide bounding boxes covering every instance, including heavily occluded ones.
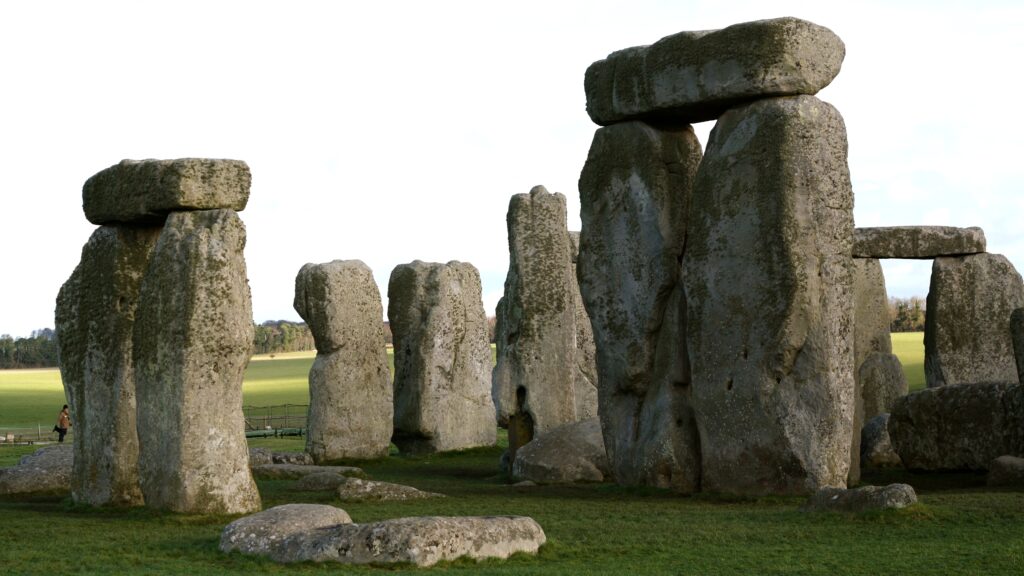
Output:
[55,405,70,443]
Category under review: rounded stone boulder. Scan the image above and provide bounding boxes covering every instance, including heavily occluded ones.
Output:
[511,418,610,484]
[220,504,352,556]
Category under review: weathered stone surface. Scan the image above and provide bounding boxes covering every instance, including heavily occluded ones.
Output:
[269,516,546,566]
[83,159,250,225]
[335,478,444,502]
[584,17,844,126]
[925,254,1024,387]
[683,95,855,494]
[251,464,364,480]
[860,353,908,421]
[248,448,273,467]
[860,414,902,468]
[987,455,1024,487]
[0,445,72,496]
[802,484,917,513]
[294,260,392,462]
[56,225,160,506]
[1010,308,1024,384]
[569,231,599,422]
[249,449,314,468]
[493,186,597,460]
[853,226,986,259]
[388,261,496,455]
[511,418,609,484]
[220,504,352,556]
[578,121,703,492]
[133,209,260,514]
[889,383,1024,471]
[294,472,349,492]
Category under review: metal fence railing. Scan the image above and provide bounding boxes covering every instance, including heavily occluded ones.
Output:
[0,425,72,444]
[242,404,307,437]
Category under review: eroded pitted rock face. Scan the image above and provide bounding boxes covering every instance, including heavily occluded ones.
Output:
[683,95,855,495]
[853,226,986,259]
[220,504,352,556]
[133,209,260,514]
[577,121,703,492]
[388,260,496,455]
[0,445,73,496]
[511,418,609,484]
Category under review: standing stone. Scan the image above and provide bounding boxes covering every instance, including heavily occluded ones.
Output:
[56,226,161,506]
[133,209,260,514]
[925,254,1024,387]
[492,187,597,460]
[578,120,703,492]
[388,260,496,454]
[295,260,392,461]
[1012,308,1024,384]
[683,95,854,494]
[569,232,599,421]
[859,353,908,420]
[584,17,845,126]
[853,226,986,259]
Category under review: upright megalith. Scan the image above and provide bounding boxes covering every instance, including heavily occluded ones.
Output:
[295,260,392,461]
[56,226,160,506]
[568,232,599,421]
[578,121,703,492]
[683,95,855,494]
[134,209,260,514]
[493,186,597,460]
[388,260,496,454]
[924,253,1024,387]
[584,17,845,126]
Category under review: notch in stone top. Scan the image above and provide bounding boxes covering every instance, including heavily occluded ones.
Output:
[83,158,251,225]
[584,17,845,126]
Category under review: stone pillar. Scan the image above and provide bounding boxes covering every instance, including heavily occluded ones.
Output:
[578,121,703,492]
[683,95,855,494]
[294,260,392,462]
[388,260,496,454]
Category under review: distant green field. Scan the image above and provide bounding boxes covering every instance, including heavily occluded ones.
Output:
[890,332,925,391]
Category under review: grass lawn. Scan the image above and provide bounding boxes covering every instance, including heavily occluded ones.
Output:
[890,332,925,391]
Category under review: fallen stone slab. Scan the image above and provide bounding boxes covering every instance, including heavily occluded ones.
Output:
[889,382,1024,470]
[987,455,1024,487]
[251,464,363,480]
[83,158,251,225]
[512,418,610,484]
[220,504,352,556]
[853,226,986,259]
[336,477,443,502]
[294,472,348,492]
[584,17,844,125]
[270,515,546,566]
[249,449,313,467]
[802,484,917,512]
[0,445,73,496]
[860,414,902,469]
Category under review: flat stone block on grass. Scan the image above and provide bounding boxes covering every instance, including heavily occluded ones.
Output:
[251,464,364,480]
[0,445,72,496]
[802,484,917,512]
[220,504,352,556]
[853,226,986,259]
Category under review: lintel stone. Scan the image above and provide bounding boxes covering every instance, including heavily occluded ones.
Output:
[853,226,986,259]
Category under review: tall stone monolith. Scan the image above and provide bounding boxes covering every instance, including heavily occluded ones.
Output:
[388,260,496,454]
[568,232,599,421]
[925,254,1024,387]
[56,225,160,506]
[492,187,598,461]
[578,121,703,492]
[294,260,392,462]
[683,95,855,494]
[133,209,260,514]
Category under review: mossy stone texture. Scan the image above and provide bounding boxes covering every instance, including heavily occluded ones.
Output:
[853,226,986,259]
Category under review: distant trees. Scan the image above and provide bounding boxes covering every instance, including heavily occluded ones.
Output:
[252,320,315,355]
[0,329,59,368]
[888,296,926,332]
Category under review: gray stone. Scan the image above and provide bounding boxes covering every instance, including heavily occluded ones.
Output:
[272,451,314,465]
[511,418,609,484]
[578,121,703,492]
[493,186,597,460]
[133,209,260,514]
[853,226,986,259]
[248,448,273,466]
[683,95,855,495]
[294,260,392,462]
[335,477,444,502]
[0,445,73,496]
[220,504,352,556]
[56,225,160,507]
[889,383,1024,471]
[1010,308,1024,384]
[802,484,917,513]
[294,472,349,491]
[860,414,902,468]
[569,232,599,423]
[584,17,844,126]
[251,464,364,480]
[269,516,546,566]
[83,158,250,225]
[388,261,496,454]
[860,353,908,421]
[925,254,1024,387]
[987,455,1024,487]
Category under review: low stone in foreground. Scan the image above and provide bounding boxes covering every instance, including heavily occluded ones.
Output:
[512,418,610,484]
[860,414,902,469]
[802,484,917,512]
[0,445,72,496]
[987,455,1024,487]
[270,516,546,566]
[852,226,986,259]
[248,449,313,467]
[220,504,352,556]
[251,464,364,480]
[335,478,444,502]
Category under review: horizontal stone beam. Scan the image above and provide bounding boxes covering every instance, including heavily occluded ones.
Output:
[853,226,986,259]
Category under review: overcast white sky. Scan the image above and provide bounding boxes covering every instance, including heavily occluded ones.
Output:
[1,0,1021,338]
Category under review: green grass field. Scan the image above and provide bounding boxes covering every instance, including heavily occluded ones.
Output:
[890,332,925,391]
[5,333,1022,575]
